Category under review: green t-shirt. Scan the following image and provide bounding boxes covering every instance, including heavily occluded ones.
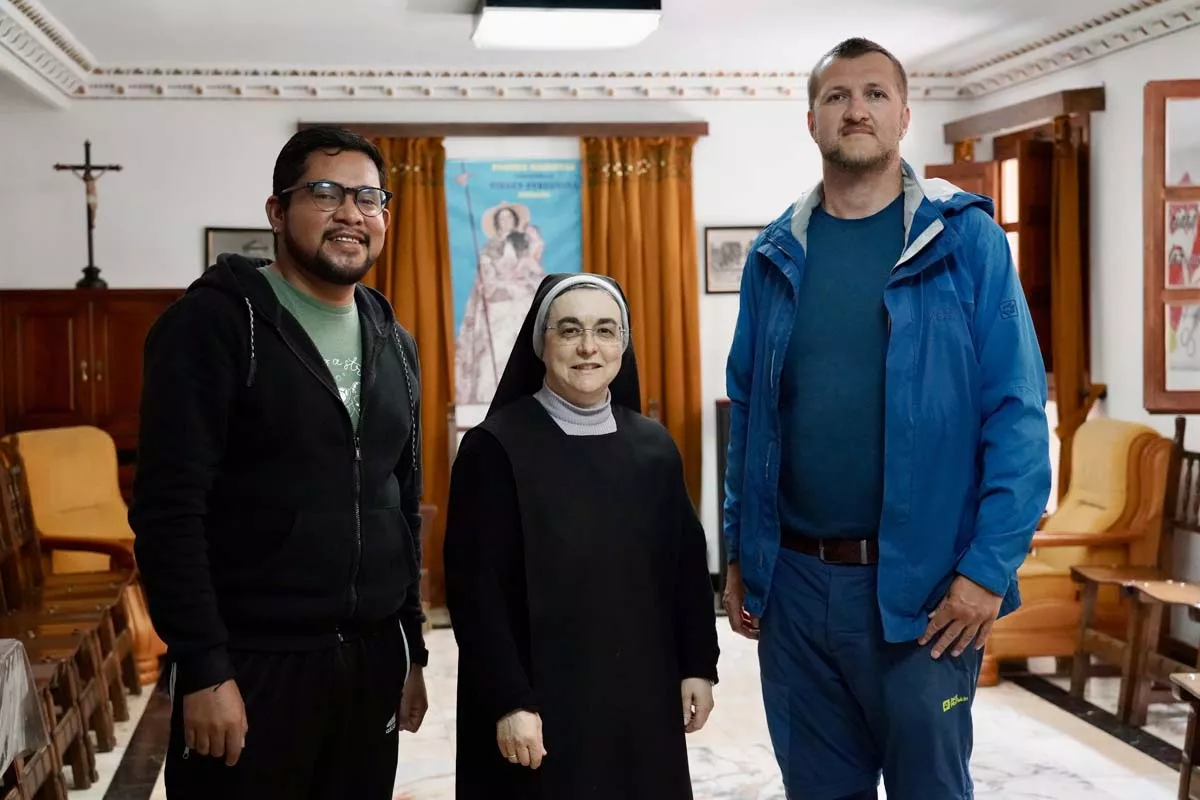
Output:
[260,266,363,429]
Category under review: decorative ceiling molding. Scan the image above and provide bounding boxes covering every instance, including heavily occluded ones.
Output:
[957,0,1200,97]
[926,0,1172,77]
[8,0,92,70]
[2,0,1199,103]
[0,1,87,96]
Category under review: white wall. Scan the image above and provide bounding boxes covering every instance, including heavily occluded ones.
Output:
[959,24,1200,639]
[0,95,957,573]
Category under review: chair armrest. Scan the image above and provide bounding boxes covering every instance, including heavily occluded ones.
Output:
[1133,579,1200,609]
[1031,528,1144,548]
[38,535,137,571]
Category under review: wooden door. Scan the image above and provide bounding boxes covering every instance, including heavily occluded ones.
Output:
[91,291,180,452]
[1013,140,1054,372]
[0,292,94,432]
[925,161,1001,216]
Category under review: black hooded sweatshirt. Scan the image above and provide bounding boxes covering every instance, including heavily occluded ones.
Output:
[130,254,428,696]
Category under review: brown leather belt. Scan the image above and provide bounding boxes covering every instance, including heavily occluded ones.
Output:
[781,532,879,565]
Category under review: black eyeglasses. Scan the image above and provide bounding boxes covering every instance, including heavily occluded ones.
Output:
[278,180,392,217]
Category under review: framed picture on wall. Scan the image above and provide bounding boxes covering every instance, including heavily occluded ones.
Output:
[1143,81,1200,412]
[704,226,761,294]
[205,227,276,270]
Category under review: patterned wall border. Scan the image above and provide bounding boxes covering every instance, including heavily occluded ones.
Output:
[3,0,1199,103]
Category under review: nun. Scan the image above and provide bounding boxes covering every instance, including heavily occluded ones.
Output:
[444,273,720,799]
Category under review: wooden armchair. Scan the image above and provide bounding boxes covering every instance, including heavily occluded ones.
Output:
[13,426,165,685]
[980,418,1169,686]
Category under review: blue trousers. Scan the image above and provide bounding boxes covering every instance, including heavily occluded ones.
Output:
[758,549,981,800]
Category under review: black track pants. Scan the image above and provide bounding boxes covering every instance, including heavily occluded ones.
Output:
[164,619,410,800]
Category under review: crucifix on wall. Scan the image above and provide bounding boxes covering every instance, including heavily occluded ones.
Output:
[54,140,123,289]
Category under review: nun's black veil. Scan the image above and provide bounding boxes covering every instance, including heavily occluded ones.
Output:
[486,273,641,419]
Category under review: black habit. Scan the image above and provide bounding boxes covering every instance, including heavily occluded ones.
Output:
[444,274,720,800]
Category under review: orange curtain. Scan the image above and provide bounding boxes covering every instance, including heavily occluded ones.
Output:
[1050,116,1104,500]
[580,136,703,506]
[362,136,455,606]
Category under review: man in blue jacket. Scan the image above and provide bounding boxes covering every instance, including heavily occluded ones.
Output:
[721,38,1051,800]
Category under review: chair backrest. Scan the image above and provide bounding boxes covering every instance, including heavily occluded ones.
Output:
[1123,434,1175,567]
[1158,416,1200,577]
[1038,418,1160,568]
[14,425,124,519]
[0,436,44,606]
[0,471,23,614]
[14,425,131,573]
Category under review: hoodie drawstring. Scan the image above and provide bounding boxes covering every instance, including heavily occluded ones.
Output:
[392,325,418,476]
[240,294,409,462]
[245,297,257,388]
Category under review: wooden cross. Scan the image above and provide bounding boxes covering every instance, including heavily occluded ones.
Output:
[54,140,122,289]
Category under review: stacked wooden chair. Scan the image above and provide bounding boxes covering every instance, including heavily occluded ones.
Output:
[13,425,166,685]
[0,436,141,798]
[1070,416,1200,726]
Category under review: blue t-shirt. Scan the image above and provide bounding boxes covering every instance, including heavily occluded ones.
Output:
[777,193,906,539]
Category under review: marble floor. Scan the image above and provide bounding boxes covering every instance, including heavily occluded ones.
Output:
[1042,668,1191,751]
[66,688,158,800]
[63,625,1187,800]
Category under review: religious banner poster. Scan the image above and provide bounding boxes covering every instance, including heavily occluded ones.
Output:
[1166,200,1200,287]
[445,158,582,408]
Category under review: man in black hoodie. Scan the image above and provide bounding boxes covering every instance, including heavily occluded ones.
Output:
[130,126,429,799]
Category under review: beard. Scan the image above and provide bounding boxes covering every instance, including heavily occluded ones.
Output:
[281,228,376,286]
[819,135,895,174]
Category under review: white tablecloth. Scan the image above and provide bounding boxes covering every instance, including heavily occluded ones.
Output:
[0,638,48,777]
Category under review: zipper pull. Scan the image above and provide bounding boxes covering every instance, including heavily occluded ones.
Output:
[354,438,362,462]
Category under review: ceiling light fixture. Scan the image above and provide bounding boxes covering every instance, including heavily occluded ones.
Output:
[472,1,662,50]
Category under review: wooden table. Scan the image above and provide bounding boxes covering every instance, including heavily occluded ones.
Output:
[0,638,49,779]
[1170,672,1200,800]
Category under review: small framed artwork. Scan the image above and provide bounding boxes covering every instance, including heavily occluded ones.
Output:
[205,227,276,270]
[704,226,761,294]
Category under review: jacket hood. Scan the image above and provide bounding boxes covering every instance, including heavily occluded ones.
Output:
[777,160,993,261]
[193,253,398,387]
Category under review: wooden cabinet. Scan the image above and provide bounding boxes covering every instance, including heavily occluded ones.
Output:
[0,289,183,497]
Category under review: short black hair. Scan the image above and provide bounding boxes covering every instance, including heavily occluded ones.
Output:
[272,126,388,207]
[807,37,908,109]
